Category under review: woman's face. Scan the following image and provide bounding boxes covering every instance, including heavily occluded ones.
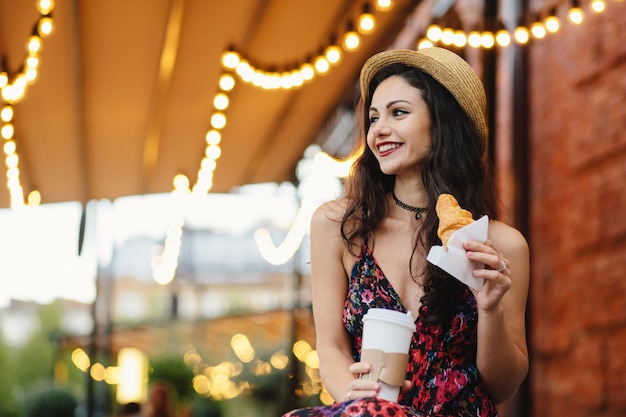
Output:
[366,75,432,178]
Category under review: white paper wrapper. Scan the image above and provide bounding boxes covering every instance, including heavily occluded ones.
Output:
[426,215,489,290]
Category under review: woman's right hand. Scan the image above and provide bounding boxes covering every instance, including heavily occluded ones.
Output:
[344,362,380,401]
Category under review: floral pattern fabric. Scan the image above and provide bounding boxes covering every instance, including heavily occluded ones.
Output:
[283,245,498,417]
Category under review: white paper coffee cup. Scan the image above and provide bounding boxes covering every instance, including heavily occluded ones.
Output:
[360,308,416,402]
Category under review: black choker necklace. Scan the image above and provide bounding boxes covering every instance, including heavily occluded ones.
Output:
[392,191,428,220]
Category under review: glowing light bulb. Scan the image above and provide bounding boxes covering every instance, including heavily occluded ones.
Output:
[1,123,14,139]
[590,0,606,13]
[314,56,330,74]
[544,15,560,33]
[205,130,221,145]
[513,26,530,44]
[453,31,467,48]
[467,31,482,48]
[358,12,376,35]
[376,0,393,11]
[1,106,13,122]
[440,28,455,45]
[343,30,360,50]
[290,69,304,87]
[205,145,221,160]
[210,112,226,129]
[280,72,294,89]
[221,50,240,69]
[235,60,253,81]
[38,16,55,38]
[426,25,442,42]
[481,32,495,48]
[219,74,235,91]
[325,45,342,65]
[3,140,16,155]
[213,93,229,110]
[417,39,433,50]
[27,190,41,206]
[530,22,547,38]
[495,30,511,47]
[27,36,42,54]
[37,0,55,15]
[300,63,315,81]
[173,174,189,191]
[568,6,584,24]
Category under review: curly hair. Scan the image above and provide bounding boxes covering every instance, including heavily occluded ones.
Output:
[340,63,498,325]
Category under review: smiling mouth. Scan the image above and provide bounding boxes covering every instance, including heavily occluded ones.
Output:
[378,143,402,154]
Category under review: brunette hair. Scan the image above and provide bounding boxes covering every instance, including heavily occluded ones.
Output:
[341,63,497,325]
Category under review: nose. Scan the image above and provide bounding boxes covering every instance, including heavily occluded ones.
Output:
[369,117,391,138]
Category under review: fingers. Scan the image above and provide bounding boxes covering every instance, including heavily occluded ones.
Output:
[348,361,371,376]
[400,380,412,395]
[464,239,512,302]
[463,240,509,275]
[345,362,379,400]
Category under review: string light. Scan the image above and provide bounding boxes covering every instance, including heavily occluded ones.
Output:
[375,0,394,11]
[590,0,607,12]
[530,19,547,39]
[218,73,235,91]
[417,39,434,50]
[481,32,496,48]
[221,50,240,69]
[467,31,482,48]
[1,0,56,208]
[38,16,55,38]
[495,29,512,46]
[36,0,54,15]
[314,55,330,74]
[213,93,229,110]
[418,0,619,50]
[357,4,377,35]
[440,28,455,45]
[568,0,585,24]
[343,23,361,51]
[513,26,530,43]
[544,10,561,33]
[184,1,395,202]
[210,112,226,129]
[426,25,443,42]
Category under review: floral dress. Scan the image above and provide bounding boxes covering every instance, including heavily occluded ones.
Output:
[283,245,498,417]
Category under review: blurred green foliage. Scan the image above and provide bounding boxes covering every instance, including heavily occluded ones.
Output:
[22,384,78,417]
[149,356,195,401]
[0,301,83,417]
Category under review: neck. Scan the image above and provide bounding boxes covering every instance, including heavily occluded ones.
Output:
[391,191,428,220]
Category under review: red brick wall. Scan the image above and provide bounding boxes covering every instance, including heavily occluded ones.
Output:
[527,1,626,415]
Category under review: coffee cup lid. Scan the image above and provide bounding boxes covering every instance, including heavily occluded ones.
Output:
[363,308,416,331]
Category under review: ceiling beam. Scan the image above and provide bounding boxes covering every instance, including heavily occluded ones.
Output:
[70,0,91,204]
[140,0,185,193]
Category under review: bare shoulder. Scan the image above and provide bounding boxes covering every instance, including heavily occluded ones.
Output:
[488,220,530,305]
[311,199,349,234]
[487,219,529,255]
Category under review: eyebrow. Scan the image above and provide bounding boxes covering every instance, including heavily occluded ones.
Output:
[369,99,412,112]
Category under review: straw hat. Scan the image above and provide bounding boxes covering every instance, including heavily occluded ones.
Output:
[359,47,487,144]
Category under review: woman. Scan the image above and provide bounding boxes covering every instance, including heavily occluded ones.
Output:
[283,47,529,417]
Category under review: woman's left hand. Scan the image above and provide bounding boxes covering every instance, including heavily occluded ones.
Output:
[463,239,512,312]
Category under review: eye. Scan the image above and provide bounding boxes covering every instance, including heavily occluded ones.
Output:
[369,114,379,124]
[392,108,408,117]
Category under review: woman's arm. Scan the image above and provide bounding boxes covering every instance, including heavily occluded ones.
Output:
[309,201,378,402]
[464,220,530,403]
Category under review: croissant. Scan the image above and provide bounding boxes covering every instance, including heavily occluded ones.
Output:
[436,194,474,248]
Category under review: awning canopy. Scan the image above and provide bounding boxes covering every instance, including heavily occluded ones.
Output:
[0,0,415,208]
